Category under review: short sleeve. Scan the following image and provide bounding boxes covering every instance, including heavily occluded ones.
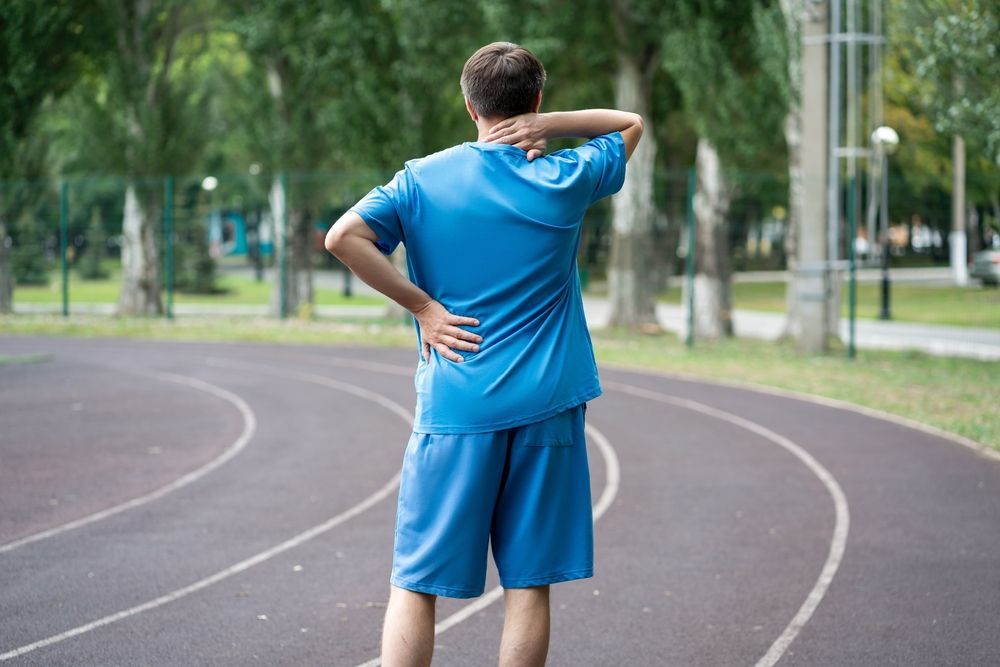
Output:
[574,131,628,204]
[349,168,410,255]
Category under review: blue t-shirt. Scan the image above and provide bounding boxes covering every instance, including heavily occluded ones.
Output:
[350,131,627,433]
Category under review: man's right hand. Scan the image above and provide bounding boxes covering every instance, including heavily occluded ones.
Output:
[411,299,482,363]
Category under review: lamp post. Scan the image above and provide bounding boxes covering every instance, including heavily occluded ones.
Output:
[871,126,899,320]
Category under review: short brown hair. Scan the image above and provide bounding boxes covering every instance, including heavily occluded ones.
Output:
[460,42,546,119]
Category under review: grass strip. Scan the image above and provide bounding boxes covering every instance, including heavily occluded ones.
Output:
[2,313,996,453]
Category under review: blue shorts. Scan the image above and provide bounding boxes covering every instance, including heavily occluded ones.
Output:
[390,403,593,599]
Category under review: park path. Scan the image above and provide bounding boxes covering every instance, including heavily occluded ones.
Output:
[0,335,998,665]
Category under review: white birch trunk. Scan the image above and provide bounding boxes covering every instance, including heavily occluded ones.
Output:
[689,138,733,340]
[607,51,659,330]
[116,183,162,315]
[780,0,804,339]
[950,134,968,285]
[268,177,287,316]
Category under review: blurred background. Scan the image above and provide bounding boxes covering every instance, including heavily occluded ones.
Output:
[0,0,997,354]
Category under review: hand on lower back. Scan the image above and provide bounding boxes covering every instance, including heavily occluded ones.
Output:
[411,299,482,363]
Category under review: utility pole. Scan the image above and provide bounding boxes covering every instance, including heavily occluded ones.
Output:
[795,0,830,353]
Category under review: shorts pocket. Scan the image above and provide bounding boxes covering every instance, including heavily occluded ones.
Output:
[518,407,578,447]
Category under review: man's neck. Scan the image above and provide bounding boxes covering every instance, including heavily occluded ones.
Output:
[474,116,505,142]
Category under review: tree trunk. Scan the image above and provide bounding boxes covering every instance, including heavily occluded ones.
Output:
[950,134,968,285]
[607,50,659,330]
[688,138,733,340]
[288,209,314,317]
[0,215,12,314]
[116,182,163,316]
[779,2,804,339]
[268,186,314,318]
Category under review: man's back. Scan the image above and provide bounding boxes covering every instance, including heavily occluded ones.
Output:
[351,132,627,433]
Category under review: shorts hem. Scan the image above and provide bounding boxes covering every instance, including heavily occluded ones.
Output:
[500,568,594,589]
[390,576,483,599]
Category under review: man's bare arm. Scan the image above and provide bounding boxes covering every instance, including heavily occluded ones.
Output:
[324,211,482,363]
[484,109,644,160]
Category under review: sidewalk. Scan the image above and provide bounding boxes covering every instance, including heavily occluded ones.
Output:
[582,298,1000,361]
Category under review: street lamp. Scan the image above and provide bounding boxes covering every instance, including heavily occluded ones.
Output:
[871,126,899,320]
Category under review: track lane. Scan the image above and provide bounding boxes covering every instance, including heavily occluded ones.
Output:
[0,351,410,663]
[2,336,998,665]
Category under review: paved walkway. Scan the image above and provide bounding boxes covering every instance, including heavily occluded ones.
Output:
[1,336,998,665]
[582,300,1000,361]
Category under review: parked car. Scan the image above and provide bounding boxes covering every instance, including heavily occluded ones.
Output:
[969,249,1000,286]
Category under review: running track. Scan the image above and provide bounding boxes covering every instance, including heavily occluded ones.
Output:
[1,335,998,666]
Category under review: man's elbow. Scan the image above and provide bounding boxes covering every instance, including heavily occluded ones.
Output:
[324,224,347,256]
[633,113,644,135]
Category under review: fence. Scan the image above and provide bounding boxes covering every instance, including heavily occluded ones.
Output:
[1,168,997,359]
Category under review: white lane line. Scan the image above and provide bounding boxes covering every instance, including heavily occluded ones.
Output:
[0,359,409,662]
[354,423,620,667]
[603,380,850,667]
[0,370,257,555]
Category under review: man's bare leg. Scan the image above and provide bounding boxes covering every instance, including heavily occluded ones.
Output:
[499,585,550,667]
[381,585,436,667]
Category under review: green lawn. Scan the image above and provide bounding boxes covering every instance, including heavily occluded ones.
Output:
[653,281,1000,329]
[14,268,384,307]
[3,313,997,454]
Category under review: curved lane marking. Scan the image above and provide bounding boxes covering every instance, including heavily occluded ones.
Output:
[279,354,851,665]
[602,380,850,667]
[0,369,257,555]
[0,358,409,662]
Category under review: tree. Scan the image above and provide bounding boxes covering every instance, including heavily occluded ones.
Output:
[891,0,999,284]
[228,0,405,318]
[68,0,214,316]
[664,0,789,339]
[605,0,668,330]
[0,0,97,312]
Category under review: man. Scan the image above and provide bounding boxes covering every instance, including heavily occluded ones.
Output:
[325,41,642,667]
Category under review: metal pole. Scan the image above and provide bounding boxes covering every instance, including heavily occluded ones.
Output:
[685,167,696,348]
[847,174,857,358]
[879,151,891,319]
[59,179,69,318]
[866,0,884,253]
[279,171,289,319]
[846,0,860,269]
[163,175,174,319]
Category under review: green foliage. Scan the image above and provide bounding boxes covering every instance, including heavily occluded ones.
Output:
[662,0,789,170]
[893,0,999,161]
[0,0,101,177]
